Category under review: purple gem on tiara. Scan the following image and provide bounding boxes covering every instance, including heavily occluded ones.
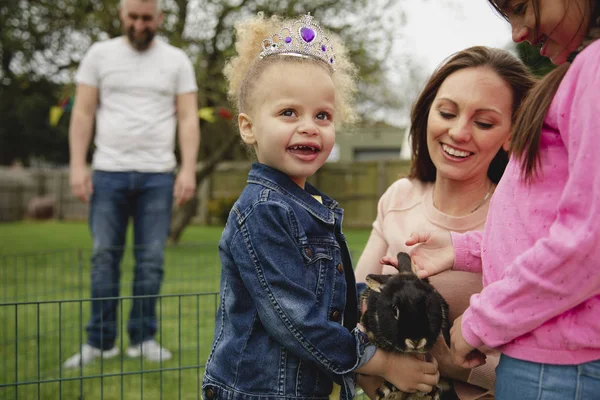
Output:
[285,36,292,43]
[300,27,315,43]
[321,45,326,51]
[330,58,334,63]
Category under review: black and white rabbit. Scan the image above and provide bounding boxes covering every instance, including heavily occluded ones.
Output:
[360,252,452,400]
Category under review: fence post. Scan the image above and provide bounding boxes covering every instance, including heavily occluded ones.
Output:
[77,249,84,299]
[16,184,25,221]
[35,169,46,196]
[376,160,387,200]
[314,166,322,189]
[197,171,212,225]
[55,171,64,221]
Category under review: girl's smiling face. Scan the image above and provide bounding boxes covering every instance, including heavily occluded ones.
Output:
[500,0,592,64]
[238,61,336,188]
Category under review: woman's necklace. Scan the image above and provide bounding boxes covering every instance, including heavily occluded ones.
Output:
[433,181,495,215]
[470,182,494,213]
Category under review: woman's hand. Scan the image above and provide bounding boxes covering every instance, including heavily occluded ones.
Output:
[430,334,470,382]
[356,374,385,400]
[358,349,439,394]
[405,231,455,278]
[450,315,487,369]
[385,352,440,394]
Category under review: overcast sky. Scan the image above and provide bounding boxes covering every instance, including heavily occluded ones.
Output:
[369,0,515,126]
[393,0,513,73]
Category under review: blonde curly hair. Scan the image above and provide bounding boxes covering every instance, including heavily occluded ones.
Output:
[224,13,357,125]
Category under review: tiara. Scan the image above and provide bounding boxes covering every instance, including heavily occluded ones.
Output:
[259,13,336,71]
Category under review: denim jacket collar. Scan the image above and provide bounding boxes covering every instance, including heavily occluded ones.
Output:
[247,162,339,225]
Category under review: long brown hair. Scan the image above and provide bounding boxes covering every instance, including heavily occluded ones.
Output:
[487,0,599,181]
[409,46,536,183]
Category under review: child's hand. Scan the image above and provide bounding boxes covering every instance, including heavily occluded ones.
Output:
[450,315,487,369]
[405,231,455,278]
[379,255,401,276]
[360,296,368,315]
[379,255,398,268]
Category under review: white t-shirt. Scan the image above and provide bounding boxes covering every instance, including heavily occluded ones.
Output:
[76,37,198,172]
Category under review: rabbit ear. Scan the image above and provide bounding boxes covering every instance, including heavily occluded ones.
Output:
[396,252,414,274]
[425,292,441,315]
[426,292,451,346]
[365,274,390,293]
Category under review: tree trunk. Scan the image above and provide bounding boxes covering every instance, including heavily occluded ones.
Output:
[168,134,239,243]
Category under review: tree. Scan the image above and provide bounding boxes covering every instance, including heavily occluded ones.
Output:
[0,0,418,238]
[160,0,407,241]
[0,1,85,165]
[515,41,556,77]
[1,0,409,164]
[0,78,66,166]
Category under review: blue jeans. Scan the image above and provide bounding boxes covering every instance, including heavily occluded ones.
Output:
[496,354,600,400]
[86,171,174,350]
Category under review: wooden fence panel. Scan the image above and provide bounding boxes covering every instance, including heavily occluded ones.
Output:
[0,160,412,228]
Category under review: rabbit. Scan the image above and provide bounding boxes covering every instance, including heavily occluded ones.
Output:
[360,252,452,400]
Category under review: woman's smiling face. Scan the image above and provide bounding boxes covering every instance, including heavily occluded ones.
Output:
[427,66,513,183]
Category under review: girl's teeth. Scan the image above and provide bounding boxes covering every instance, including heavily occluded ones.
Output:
[442,144,470,157]
[290,145,317,152]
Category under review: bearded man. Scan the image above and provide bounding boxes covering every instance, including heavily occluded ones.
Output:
[65,0,200,368]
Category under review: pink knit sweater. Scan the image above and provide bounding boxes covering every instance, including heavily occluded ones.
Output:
[355,179,496,400]
[451,40,600,365]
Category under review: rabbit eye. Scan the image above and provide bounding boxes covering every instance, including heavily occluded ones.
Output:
[392,305,400,320]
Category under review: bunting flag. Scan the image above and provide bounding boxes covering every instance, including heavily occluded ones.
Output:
[49,96,75,127]
[49,107,64,127]
[198,107,216,123]
[60,96,74,112]
[217,107,233,120]
[198,107,234,122]
[51,100,233,127]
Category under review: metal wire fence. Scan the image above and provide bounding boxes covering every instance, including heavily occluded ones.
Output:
[0,243,221,304]
[0,243,220,400]
[1,293,218,400]
[0,244,368,400]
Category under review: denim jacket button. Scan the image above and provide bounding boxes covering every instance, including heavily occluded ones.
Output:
[337,263,344,273]
[305,248,313,258]
[205,388,215,399]
[330,310,341,322]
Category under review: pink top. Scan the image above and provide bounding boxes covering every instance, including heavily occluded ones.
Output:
[355,178,496,400]
[451,40,600,365]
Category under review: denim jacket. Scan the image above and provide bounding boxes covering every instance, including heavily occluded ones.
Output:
[203,163,376,400]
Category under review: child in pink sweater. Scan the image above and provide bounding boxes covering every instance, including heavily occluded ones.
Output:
[409,1,600,398]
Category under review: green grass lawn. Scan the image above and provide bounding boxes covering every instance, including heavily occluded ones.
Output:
[0,222,371,400]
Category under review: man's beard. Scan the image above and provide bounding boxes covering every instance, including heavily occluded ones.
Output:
[126,26,155,51]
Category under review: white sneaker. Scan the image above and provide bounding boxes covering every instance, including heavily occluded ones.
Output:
[126,339,172,362]
[63,344,120,369]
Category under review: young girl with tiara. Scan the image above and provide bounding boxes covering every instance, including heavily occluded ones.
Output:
[201,13,439,400]
[407,0,600,398]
